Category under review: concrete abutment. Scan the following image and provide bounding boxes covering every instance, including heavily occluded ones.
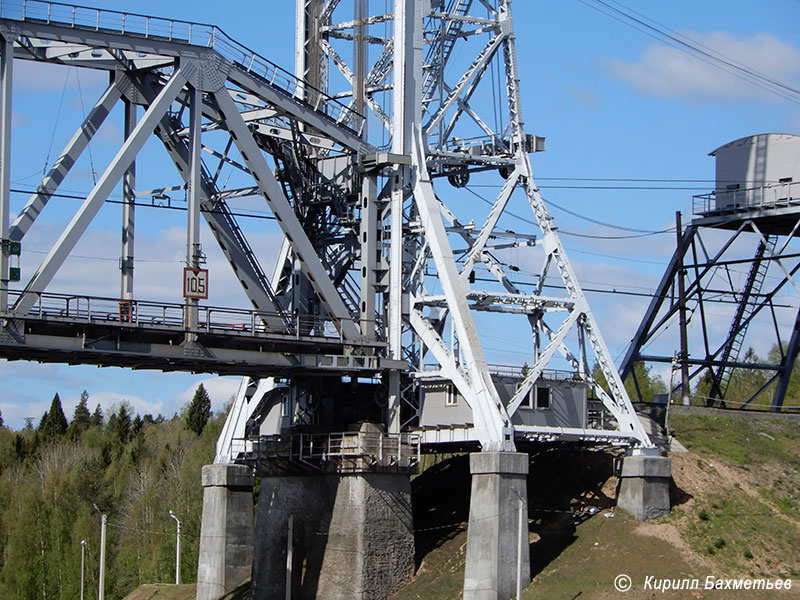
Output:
[196,464,255,600]
[616,454,672,521]
[464,452,531,600]
[251,472,414,600]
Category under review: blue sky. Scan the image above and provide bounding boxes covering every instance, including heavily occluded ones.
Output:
[2,0,799,428]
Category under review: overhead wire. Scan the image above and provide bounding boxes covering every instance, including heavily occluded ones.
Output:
[42,68,71,178]
[576,0,800,104]
[462,183,675,238]
[74,68,98,184]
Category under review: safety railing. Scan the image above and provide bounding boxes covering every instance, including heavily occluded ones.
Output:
[239,430,421,473]
[423,362,585,382]
[693,181,800,216]
[0,0,364,132]
[2,289,348,342]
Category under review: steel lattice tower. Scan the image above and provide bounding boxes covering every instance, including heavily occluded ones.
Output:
[219,0,652,454]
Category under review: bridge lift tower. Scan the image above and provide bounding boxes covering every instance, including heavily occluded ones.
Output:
[622,133,800,412]
[0,1,665,598]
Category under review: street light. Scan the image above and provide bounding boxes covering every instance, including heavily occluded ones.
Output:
[80,540,86,600]
[169,510,181,585]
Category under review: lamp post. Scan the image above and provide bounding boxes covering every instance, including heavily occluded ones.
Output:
[99,514,106,600]
[169,510,181,585]
[80,540,86,600]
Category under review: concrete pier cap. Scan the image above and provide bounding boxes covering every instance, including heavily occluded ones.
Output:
[464,451,530,600]
[616,448,672,521]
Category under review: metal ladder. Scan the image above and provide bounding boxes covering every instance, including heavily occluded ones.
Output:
[710,235,777,402]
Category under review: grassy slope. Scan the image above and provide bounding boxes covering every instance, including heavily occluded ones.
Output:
[394,412,800,599]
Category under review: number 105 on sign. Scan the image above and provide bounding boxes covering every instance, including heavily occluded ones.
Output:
[183,268,209,299]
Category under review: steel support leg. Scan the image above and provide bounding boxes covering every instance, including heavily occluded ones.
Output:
[120,98,136,300]
[186,85,202,335]
[0,36,12,312]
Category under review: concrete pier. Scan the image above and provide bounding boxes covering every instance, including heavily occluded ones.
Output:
[616,453,672,520]
[252,472,414,600]
[196,464,255,600]
[463,452,530,600]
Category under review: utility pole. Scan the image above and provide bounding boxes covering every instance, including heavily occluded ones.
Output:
[98,514,106,600]
[169,510,181,585]
[80,540,86,600]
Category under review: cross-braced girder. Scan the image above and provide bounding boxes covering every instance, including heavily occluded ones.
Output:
[622,211,800,412]
[0,0,405,376]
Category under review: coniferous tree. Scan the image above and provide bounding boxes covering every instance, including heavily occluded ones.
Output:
[37,410,48,432]
[67,390,92,439]
[131,414,143,438]
[90,403,104,426]
[186,383,212,435]
[40,393,68,441]
[114,403,132,445]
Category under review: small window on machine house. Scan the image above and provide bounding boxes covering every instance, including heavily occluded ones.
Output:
[535,386,551,410]
[445,385,458,406]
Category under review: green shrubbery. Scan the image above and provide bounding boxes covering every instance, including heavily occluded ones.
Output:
[0,387,223,600]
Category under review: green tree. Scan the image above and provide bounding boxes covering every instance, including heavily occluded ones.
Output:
[592,361,667,403]
[90,403,104,426]
[186,384,211,436]
[114,403,132,445]
[724,348,772,409]
[39,393,68,441]
[67,390,92,439]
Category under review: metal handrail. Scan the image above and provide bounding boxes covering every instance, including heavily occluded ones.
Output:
[423,362,585,381]
[237,431,421,469]
[2,289,350,342]
[0,0,364,132]
[693,181,800,216]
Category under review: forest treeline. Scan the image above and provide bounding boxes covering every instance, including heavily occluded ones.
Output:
[0,384,221,600]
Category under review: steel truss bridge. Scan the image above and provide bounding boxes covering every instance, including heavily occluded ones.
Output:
[0,0,653,454]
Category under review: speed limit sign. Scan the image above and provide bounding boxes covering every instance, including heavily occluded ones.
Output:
[183,268,209,299]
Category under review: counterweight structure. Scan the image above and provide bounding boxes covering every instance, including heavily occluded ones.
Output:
[0,0,651,453]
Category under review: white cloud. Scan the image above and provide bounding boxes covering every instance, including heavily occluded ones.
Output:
[605,32,800,103]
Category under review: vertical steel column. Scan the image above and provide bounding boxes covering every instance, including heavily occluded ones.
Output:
[353,0,367,136]
[773,305,800,411]
[360,174,377,340]
[186,86,202,334]
[294,1,308,101]
[676,212,691,404]
[387,0,422,433]
[0,36,13,312]
[387,167,404,433]
[120,99,136,299]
